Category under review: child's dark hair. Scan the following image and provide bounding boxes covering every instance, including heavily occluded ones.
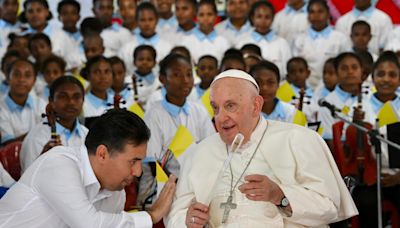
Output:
[198,55,218,68]
[224,48,243,58]
[7,32,30,47]
[351,20,371,33]
[333,52,362,72]
[372,51,400,78]
[177,0,197,9]
[220,53,246,71]
[197,0,217,14]
[28,33,52,51]
[80,17,103,36]
[136,2,158,21]
[249,1,275,25]
[240,44,262,57]
[307,0,329,13]
[7,59,37,77]
[1,50,22,74]
[57,0,81,14]
[109,56,126,71]
[324,57,335,68]
[170,46,192,62]
[81,55,110,79]
[287,57,309,72]
[159,53,191,76]
[250,60,280,82]
[40,55,67,74]
[133,45,157,61]
[49,75,84,100]
[19,0,53,23]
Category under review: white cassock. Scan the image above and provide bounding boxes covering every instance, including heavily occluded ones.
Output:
[166,117,358,228]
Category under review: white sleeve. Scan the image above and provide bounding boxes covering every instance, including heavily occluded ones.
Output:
[20,129,45,173]
[279,129,340,226]
[32,155,152,228]
[144,109,164,159]
[0,162,15,187]
[0,110,15,143]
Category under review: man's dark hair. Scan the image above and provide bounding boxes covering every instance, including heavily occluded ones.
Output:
[85,109,151,155]
[49,75,84,100]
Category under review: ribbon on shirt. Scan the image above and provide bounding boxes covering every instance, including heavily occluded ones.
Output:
[292,110,307,126]
[128,103,145,119]
[377,102,400,127]
[156,125,194,185]
[276,81,296,103]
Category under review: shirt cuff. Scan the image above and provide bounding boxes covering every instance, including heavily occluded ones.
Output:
[124,211,153,228]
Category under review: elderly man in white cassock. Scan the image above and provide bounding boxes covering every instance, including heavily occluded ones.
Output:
[166,69,358,228]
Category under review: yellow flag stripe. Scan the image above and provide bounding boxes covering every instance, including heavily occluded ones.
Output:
[377,102,399,127]
[276,81,296,103]
[201,89,214,117]
[128,103,145,119]
[169,125,194,158]
[293,110,307,126]
[156,161,169,183]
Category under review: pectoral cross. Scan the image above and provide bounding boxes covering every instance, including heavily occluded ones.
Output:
[220,195,237,223]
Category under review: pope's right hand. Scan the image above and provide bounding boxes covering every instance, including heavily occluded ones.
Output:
[185,199,210,228]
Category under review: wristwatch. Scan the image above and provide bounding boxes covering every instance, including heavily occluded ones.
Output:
[278,196,290,208]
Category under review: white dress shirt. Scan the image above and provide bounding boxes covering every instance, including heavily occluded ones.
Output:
[235,30,292,79]
[0,145,152,227]
[82,91,114,118]
[335,6,393,55]
[118,33,172,75]
[181,28,231,63]
[0,93,46,143]
[101,23,134,58]
[215,19,252,45]
[292,26,350,88]
[272,3,309,45]
[0,163,14,188]
[20,120,88,172]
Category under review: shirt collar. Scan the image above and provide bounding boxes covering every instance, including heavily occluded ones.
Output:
[284,3,308,14]
[25,23,53,36]
[195,84,206,98]
[158,16,178,28]
[86,91,113,109]
[371,93,400,113]
[238,113,267,150]
[262,98,286,120]
[193,28,217,42]
[308,25,333,40]
[334,85,355,102]
[5,93,34,111]
[116,86,132,101]
[352,5,375,18]
[137,33,160,46]
[135,71,156,84]
[177,25,197,35]
[66,30,81,41]
[0,19,20,29]
[161,95,190,117]
[55,120,84,140]
[225,19,252,34]
[251,30,276,42]
[290,83,313,98]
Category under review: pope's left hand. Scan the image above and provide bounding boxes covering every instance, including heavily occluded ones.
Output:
[238,174,284,205]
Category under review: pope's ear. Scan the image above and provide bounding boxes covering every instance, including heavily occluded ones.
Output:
[254,95,264,115]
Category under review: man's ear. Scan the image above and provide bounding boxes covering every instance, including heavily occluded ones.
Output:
[95,144,109,163]
[254,95,264,115]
